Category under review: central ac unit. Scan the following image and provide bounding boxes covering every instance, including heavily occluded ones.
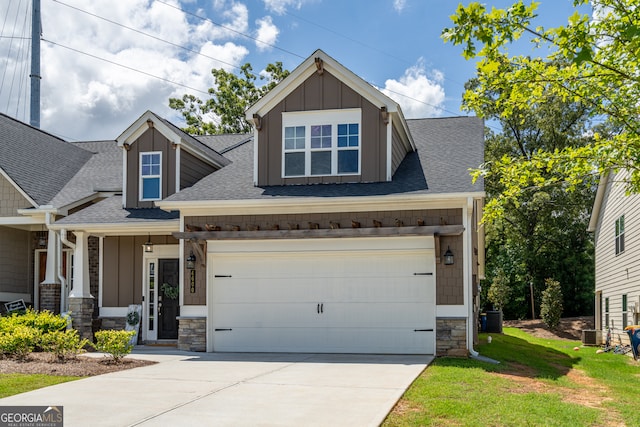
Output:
[581,329,602,346]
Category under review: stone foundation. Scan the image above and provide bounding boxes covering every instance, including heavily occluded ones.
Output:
[178,317,206,352]
[39,283,61,314]
[436,317,468,357]
[99,316,126,330]
[69,297,94,342]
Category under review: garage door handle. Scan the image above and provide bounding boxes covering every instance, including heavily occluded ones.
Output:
[321,303,324,313]
[414,329,434,332]
[215,328,233,332]
[317,303,320,314]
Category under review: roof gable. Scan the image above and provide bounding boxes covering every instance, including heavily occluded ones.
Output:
[117,111,229,168]
[246,49,414,150]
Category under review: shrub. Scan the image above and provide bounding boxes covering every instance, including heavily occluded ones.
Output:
[487,270,511,311]
[0,309,67,334]
[541,278,563,330]
[40,330,89,362]
[93,330,135,362]
[0,325,39,359]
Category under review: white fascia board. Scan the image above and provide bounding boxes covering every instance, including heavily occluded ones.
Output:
[0,167,38,208]
[159,192,485,217]
[588,170,610,232]
[247,49,400,120]
[117,111,181,147]
[47,220,180,235]
[0,216,45,225]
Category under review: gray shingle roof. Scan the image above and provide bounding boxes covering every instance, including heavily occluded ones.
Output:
[48,140,122,208]
[163,116,484,202]
[0,113,93,205]
[54,195,179,225]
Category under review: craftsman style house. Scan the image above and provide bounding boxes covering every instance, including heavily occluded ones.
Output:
[589,170,640,343]
[0,50,485,356]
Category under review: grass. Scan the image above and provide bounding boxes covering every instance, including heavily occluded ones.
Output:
[0,373,82,398]
[383,327,638,426]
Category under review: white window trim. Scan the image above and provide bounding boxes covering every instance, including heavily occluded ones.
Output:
[615,214,625,256]
[282,108,361,178]
[139,151,162,201]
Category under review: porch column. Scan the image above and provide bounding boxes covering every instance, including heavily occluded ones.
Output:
[68,231,94,341]
[40,228,61,314]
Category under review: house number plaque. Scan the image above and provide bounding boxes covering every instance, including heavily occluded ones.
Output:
[190,270,196,293]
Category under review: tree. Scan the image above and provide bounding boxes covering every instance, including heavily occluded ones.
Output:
[169,62,289,135]
[540,278,563,330]
[442,0,640,221]
[475,82,595,319]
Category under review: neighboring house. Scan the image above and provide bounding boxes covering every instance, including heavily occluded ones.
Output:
[589,169,640,344]
[0,49,485,356]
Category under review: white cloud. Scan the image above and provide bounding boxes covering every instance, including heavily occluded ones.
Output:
[262,0,304,15]
[2,0,252,140]
[380,60,445,118]
[255,16,280,51]
[393,0,407,13]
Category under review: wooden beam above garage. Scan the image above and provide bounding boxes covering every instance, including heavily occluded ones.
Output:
[174,224,464,241]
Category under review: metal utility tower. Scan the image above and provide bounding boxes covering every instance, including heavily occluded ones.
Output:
[30,0,41,128]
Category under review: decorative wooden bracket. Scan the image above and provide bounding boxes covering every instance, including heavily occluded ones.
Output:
[315,57,324,75]
[189,238,206,268]
[146,119,154,128]
[381,106,389,125]
[252,114,262,130]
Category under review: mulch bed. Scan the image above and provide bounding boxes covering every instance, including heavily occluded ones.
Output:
[503,316,595,340]
[0,352,156,376]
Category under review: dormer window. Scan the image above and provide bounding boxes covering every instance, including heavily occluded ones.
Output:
[140,152,162,201]
[282,109,361,178]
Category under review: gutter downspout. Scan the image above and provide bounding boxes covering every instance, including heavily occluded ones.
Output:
[57,229,75,313]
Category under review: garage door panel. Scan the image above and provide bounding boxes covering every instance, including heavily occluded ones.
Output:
[209,239,436,355]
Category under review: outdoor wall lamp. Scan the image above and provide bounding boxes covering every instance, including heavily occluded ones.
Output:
[186,251,196,270]
[144,234,154,253]
[443,246,454,265]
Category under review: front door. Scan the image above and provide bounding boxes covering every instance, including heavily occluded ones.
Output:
[158,259,179,339]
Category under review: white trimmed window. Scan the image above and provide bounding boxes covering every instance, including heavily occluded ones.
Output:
[615,215,625,255]
[282,109,361,178]
[140,152,162,201]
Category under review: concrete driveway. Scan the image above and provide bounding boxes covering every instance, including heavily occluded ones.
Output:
[0,348,432,426]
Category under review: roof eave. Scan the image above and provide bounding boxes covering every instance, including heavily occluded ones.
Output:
[588,170,610,232]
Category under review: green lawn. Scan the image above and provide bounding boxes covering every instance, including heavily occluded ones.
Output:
[383,327,638,427]
[0,374,81,398]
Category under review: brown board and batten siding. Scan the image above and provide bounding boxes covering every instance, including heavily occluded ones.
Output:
[102,235,178,307]
[257,70,388,186]
[180,150,218,190]
[125,128,176,209]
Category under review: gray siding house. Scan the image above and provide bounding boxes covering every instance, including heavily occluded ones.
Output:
[0,49,485,356]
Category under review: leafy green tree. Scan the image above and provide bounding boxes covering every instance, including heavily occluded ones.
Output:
[442,0,640,220]
[169,62,289,135]
[541,278,563,330]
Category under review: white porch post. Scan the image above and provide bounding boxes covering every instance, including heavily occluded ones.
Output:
[40,213,61,313]
[68,231,94,341]
[68,231,92,298]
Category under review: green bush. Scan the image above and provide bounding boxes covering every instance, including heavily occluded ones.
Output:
[93,330,135,362]
[40,330,89,362]
[0,309,67,334]
[0,326,39,359]
[541,278,563,330]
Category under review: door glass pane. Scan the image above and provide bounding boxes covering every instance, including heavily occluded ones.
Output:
[149,262,155,331]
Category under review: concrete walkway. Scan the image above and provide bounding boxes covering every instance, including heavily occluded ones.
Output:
[0,347,432,426]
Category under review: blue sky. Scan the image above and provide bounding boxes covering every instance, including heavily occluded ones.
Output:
[0,0,590,141]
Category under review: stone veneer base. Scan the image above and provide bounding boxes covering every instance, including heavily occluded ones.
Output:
[69,297,94,342]
[436,317,468,357]
[178,317,206,352]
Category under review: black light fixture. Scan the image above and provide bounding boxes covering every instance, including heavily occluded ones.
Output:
[186,251,196,270]
[443,246,454,265]
[144,234,154,253]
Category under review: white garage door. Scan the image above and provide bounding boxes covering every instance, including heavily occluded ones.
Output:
[208,237,435,354]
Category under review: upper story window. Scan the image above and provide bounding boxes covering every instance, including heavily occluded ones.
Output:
[282,109,361,178]
[140,152,162,201]
[615,215,625,255]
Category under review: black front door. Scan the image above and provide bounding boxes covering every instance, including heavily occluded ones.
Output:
[158,259,179,339]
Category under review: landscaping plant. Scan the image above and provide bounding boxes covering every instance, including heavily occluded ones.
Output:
[541,278,563,330]
[93,330,136,362]
[40,329,89,362]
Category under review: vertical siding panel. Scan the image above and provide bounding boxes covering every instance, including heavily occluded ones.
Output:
[304,73,323,110]
[323,73,341,110]
[102,237,119,306]
[118,236,134,306]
